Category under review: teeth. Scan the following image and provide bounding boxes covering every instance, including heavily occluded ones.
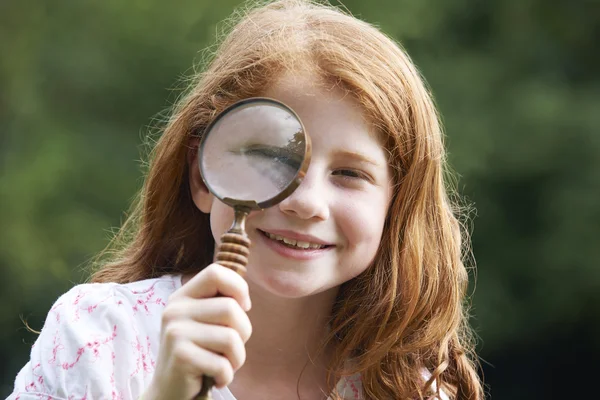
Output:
[283,237,296,246]
[265,232,325,249]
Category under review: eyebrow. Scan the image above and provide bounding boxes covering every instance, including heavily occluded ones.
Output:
[332,149,382,167]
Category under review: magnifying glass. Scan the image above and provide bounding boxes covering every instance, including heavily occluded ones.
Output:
[194,98,311,399]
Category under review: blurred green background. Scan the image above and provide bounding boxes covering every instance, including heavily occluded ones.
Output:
[1,0,598,398]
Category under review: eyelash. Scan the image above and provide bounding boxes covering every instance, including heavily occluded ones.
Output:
[332,169,370,181]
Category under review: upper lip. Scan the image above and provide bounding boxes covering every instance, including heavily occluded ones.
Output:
[259,229,334,246]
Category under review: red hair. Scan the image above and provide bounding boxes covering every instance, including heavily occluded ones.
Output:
[91,1,483,398]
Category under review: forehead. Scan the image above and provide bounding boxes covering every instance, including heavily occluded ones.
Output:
[262,73,385,149]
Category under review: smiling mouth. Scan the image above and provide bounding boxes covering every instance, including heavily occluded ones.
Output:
[258,230,332,250]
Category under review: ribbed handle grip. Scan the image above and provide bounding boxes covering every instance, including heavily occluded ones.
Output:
[194,230,250,400]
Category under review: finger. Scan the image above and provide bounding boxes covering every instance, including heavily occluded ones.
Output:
[173,264,251,310]
[166,321,246,371]
[195,323,247,371]
[162,297,252,342]
[171,340,234,388]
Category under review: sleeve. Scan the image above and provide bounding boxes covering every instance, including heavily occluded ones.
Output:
[8,283,150,400]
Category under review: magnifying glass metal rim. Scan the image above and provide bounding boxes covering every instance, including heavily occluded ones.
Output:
[198,96,312,210]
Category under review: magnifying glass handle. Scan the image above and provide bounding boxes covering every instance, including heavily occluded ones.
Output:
[195,376,216,400]
[194,210,250,400]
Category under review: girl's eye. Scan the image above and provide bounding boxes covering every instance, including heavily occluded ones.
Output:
[332,169,369,180]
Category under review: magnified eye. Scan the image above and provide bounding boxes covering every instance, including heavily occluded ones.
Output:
[242,145,302,171]
[226,144,303,190]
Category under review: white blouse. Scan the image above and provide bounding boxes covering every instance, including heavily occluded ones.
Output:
[8,275,363,400]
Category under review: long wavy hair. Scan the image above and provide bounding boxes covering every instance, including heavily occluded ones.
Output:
[91,1,483,398]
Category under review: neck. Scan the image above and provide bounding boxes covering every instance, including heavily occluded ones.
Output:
[247,284,337,367]
[233,283,339,395]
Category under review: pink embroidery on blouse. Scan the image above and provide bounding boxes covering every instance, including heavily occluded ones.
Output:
[130,335,155,378]
[24,380,36,392]
[66,385,88,400]
[108,351,124,400]
[49,329,64,365]
[72,290,87,322]
[84,293,115,315]
[61,325,118,370]
[49,301,63,324]
[347,375,361,399]
[72,290,86,306]
[129,280,160,295]
[32,363,47,391]
[337,374,362,399]
[132,288,156,315]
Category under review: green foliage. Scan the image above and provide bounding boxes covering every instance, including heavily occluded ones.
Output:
[1,1,597,398]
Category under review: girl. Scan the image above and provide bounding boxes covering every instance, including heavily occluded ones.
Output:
[9,0,483,399]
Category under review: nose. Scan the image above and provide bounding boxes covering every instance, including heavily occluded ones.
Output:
[278,165,330,221]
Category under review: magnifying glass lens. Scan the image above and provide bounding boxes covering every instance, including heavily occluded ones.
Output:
[200,99,308,206]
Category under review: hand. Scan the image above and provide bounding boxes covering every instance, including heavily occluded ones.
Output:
[142,264,252,400]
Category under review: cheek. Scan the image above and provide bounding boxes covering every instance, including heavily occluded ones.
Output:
[337,192,388,258]
[209,201,234,242]
[209,203,262,244]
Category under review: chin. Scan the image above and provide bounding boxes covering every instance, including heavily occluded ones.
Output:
[247,268,331,299]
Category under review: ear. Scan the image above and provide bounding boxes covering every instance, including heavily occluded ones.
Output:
[188,138,214,213]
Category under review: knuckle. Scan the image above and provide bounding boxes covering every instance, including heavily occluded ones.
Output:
[161,305,178,325]
[242,320,253,343]
[171,342,190,364]
[217,358,234,385]
[163,321,184,342]
[203,264,221,283]
[240,278,250,294]
[233,345,246,370]
[222,297,239,316]
[167,292,178,303]
[223,328,240,350]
